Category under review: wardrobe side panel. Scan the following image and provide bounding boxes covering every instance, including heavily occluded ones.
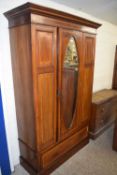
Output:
[9,25,36,150]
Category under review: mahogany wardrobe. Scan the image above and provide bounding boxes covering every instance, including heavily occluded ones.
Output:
[4,3,101,175]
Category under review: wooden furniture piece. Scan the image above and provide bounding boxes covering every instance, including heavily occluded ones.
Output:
[4,3,101,175]
[113,116,117,151]
[89,89,117,139]
[112,46,117,89]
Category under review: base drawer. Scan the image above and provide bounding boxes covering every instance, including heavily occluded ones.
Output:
[41,127,88,168]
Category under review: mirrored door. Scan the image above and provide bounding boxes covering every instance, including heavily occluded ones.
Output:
[58,28,82,140]
[62,37,78,128]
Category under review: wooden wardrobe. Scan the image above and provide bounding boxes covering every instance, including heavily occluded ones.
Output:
[4,3,101,175]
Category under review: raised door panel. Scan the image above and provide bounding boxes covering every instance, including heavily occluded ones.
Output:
[31,25,57,151]
[58,28,83,141]
[37,73,55,149]
[36,31,54,69]
[78,33,96,126]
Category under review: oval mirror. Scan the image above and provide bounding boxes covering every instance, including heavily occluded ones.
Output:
[61,37,79,128]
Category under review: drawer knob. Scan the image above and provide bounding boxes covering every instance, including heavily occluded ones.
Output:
[101,108,104,112]
[101,119,104,123]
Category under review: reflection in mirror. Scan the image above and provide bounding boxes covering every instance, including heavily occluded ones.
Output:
[62,37,79,128]
[64,37,78,69]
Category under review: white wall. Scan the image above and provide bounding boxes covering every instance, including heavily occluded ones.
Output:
[0,14,19,171]
[0,0,117,170]
[94,22,117,91]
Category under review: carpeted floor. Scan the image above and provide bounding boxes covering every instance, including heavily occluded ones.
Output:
[12,127,117,175]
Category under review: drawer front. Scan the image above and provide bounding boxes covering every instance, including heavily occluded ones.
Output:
[96,102,111,119]
[95,101,112,130]
[41,127,88,168]
[111,98,117,114]
[95,100,117,130]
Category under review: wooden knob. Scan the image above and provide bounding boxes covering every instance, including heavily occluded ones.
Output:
[100,119,104,124]
[101,108,104,112]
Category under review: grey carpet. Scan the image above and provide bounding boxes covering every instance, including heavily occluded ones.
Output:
[12,127,117,175]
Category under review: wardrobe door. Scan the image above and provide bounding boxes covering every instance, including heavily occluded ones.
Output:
[78,33,96,127]
[32,25,57,151]
[58,28,83,141]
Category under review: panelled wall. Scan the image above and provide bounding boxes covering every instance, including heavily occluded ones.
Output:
[0,0,117,168]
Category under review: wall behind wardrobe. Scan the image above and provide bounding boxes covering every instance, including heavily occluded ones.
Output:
[0,0,117,169]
